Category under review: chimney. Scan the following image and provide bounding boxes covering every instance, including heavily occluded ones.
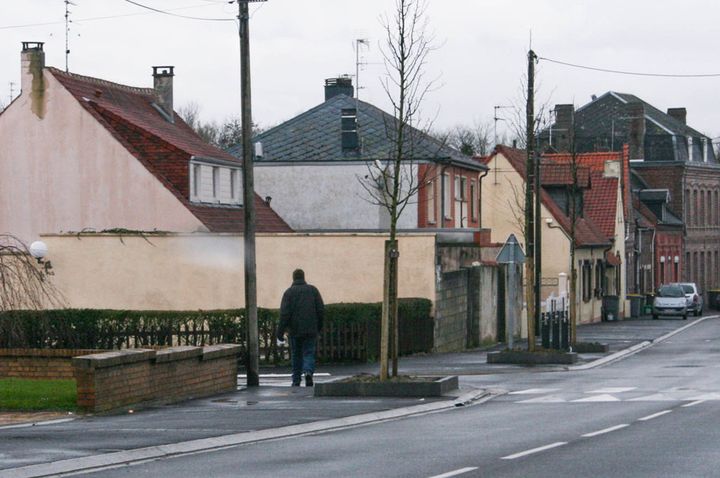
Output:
[21,42,46,118]
[667,107,687,125]
[152,66,174,122]
[553,104,574,152]
[324,76,354,101]
[626,102,645,160]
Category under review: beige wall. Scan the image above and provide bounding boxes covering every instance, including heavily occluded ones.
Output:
[42,233,437,310]
[483,152,606,324]
[0,69,204,244]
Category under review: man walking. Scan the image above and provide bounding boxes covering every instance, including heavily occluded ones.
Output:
[276,269,324,386]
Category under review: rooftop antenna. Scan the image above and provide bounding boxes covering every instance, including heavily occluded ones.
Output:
[9,82,16,104]
[355,38,369,153]
[65,0,76,72]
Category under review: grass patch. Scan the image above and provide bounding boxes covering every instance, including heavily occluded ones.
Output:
[0,378,77,411]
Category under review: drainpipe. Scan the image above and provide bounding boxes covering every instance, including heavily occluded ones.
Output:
[477,168,489,228]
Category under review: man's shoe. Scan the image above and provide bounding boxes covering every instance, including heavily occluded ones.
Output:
[291,380,301,387]
[305,374,314,387]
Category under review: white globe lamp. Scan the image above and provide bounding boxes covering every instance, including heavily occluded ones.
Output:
[29,241,48,260]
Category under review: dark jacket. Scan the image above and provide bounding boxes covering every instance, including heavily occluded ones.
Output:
[277,279,324,338]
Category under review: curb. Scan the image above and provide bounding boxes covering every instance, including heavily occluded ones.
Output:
[567,315,718,371]
[0,388,491,478]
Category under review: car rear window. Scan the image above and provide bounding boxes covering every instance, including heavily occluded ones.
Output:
[658,286,684,298]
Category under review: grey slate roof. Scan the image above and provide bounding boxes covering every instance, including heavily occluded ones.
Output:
[541,91,716,164]
[229,94,485,171]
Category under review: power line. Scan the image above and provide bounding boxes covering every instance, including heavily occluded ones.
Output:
[123,0,235,21]
[539,56,720,78]
[0,4,229,29]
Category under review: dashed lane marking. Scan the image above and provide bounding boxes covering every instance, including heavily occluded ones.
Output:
[428,467,479,478]
[581,424,629,437]
[682,400,707,407]
[638,410,672,421]
[501,442,568,460]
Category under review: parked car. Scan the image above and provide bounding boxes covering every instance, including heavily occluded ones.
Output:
[653,284,688,320]
[670,282,704,316]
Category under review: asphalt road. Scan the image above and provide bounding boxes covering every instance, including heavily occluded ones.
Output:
[74,317,720,477]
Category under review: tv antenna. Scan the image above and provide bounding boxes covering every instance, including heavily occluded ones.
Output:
[65,0,76,72]
[9,82,16,105]
[355,39,369,103]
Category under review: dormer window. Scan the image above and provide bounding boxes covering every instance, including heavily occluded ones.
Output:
[341,108,359,152]
[190,159,242,206]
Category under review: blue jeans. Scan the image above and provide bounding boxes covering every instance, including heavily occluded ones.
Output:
[290,336,317,384]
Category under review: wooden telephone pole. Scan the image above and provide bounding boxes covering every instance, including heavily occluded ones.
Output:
[525,49,538,351]
[237,0,266,387]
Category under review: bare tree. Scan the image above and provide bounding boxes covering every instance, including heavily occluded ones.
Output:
[437,121,493,156]
[0,235,62,311]
[505,74,555,149]
[178,102,264,151]
[357,0,437,380]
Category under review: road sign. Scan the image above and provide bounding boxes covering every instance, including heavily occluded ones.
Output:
[496,234,526,264]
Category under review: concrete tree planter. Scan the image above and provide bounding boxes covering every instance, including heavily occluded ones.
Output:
[487,350,578,365]
[314,375,459,397]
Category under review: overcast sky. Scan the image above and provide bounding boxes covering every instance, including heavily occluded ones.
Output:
[1,0,718,142]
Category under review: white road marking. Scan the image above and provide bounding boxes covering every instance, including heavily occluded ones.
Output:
[628,394,675,402]
[686,393,720,400]
[428,467,478,478]
[509,388,559,395]
[237,373,332,378]
[571,394,620,402]
[587,387,636,394]
[501,442,568,460]
[581,424,629,437]
[638,410,672,421]
[0,418,75,430]
[682,400,706,408]
[516,395,566,403]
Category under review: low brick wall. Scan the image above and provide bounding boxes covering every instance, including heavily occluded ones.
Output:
[0,349,104,380]
[72,344,240,413]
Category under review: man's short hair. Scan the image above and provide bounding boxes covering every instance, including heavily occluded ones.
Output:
[293,269,305,281]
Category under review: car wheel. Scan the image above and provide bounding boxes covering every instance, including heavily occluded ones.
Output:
[652,314,658,320]
[683,314,688,320]
[695,310,700,317]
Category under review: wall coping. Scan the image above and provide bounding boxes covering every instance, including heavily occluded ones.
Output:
[71,344,241,369]
[0,349,105,358]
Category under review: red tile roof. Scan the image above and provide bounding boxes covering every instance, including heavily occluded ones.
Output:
[49,68,291,233]
[540,162,591,187]
[494,145,610,248]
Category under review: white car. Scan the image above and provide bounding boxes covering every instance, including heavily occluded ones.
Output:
[653,285,688,320]
[670,282,704,316]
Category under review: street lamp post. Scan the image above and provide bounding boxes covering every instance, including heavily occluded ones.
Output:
[237,0,266,387]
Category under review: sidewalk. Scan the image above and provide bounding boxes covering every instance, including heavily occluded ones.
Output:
[0,315,714,478]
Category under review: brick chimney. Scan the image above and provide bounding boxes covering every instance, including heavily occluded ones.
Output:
[667,107,687,125]
[152,66,174,122]
[20,42,46,118]
[324,76,354,101]
[626,102,645,160]
[552,104,574,152]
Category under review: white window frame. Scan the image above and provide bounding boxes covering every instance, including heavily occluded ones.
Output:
[427,179,436,224]
[443,173,452,219]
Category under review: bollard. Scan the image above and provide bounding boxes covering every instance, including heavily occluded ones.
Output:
[551,312,560,350]
[541,313,550,349]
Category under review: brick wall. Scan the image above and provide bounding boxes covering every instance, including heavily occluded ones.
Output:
[434,270,469,353]
[73,344,240,413]
[0,349,102,380]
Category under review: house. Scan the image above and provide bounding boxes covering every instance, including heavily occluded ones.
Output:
[0,42,290,244]
[230,77,488,231]
[540,94,719,299]
[482,145,625,323]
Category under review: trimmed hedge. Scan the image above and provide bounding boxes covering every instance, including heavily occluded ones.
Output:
[0,299,433,364]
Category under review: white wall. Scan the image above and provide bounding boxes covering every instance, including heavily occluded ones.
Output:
[254,162,419,230]
[0,69,204,243]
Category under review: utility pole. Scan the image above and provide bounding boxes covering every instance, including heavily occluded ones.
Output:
[525,49,537,351]
[237,0,266,387]
[65,0,75,72]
